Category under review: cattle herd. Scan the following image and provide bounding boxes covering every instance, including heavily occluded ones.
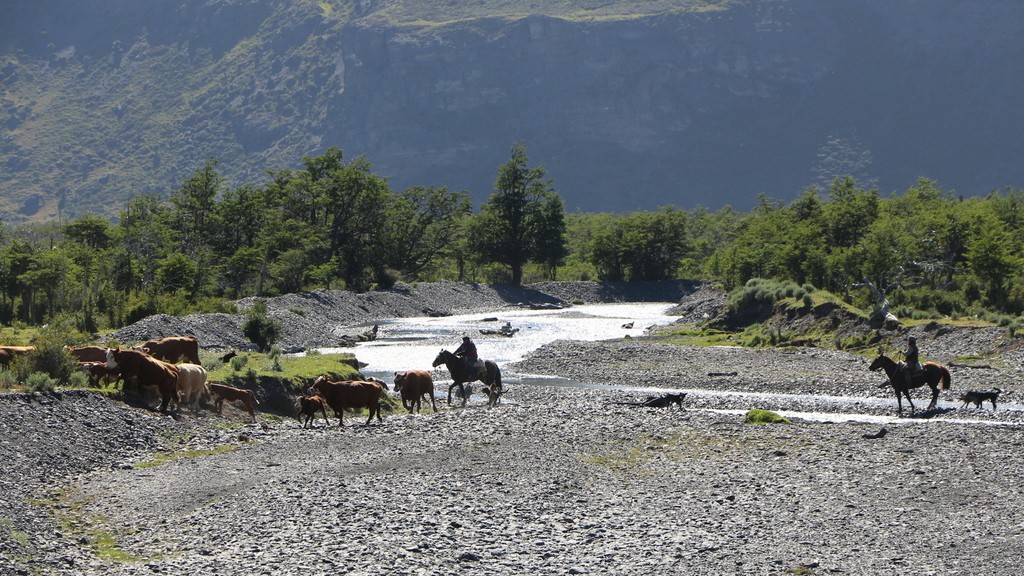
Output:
[1,335,463,428]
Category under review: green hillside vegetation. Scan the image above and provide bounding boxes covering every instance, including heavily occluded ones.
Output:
[0,0,746,221]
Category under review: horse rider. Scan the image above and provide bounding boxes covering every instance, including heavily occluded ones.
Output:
[454,335,479,377]
[903,336,922,387]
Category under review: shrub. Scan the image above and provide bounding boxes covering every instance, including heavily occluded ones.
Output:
[242,300,282,352]
[728,278,815,312]
[0,370,19,390]
[23,313,84,385]
[26,372,57,393]
[268,346,283,372]
[230,355,249,371]
[67,371,90,388]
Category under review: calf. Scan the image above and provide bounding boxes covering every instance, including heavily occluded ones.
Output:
[298,395,329,428]
[393,370,437,413]
[208,382,259,422]
[79,361,119,387]
[310,376,384,427]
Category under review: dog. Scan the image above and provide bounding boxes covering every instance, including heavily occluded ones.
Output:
[611,392,687,409]
[959,388,1001,410]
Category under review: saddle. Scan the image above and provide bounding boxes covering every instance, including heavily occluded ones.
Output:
[898,361,924,384]
[471,359,486,380]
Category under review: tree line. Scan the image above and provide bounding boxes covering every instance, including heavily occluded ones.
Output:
[1,142,1023,334]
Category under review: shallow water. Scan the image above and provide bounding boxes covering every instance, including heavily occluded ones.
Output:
[322,302,679,379]
[316,302,1024,426]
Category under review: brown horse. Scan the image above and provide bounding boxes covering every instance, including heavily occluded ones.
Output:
[107,348,180,413]
[868,354,951,415]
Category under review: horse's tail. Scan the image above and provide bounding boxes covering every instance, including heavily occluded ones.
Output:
[940,366,951,390]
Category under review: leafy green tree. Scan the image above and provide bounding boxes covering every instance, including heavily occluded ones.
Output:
[590,208,687,281]
[119,193,173,287]
[156,252,199,294]
[170,159,223,254]
[966,217,1017,308]
[63,215,113,249]
[212,184,271,257]
[472,143,567,285]
[822,177,878,248]
[384,186,472,280]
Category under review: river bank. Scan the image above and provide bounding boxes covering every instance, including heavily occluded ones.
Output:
[3,280,1024,575]
[104,280,706,350]
[4,382,1024,576]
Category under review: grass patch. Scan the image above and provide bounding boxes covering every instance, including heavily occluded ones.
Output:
[203,351,360,392]
[0,517,30,547]
[744,409,791,424]
[41,488,143,563]
[134,445,238,469]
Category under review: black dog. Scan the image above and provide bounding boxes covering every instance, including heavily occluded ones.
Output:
[611,393,687,409]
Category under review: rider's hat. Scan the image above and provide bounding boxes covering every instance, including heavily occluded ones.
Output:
[463,335,471,340]
[908,336,916,342]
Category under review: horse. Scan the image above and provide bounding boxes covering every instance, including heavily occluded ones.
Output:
[107,348,180,413]
[431,349,502,407]
[868,354,951,416]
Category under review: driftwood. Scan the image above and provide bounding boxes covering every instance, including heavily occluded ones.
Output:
[708,371,738,377]
[862,427,888,439]
[480,322,518,337]
[336,325,380,347]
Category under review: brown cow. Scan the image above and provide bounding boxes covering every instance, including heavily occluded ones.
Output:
[309,376,384,427]
[393,370,437,413]
[297,395,329,428]
[0,346,35,370]
[79,361,119,387]
[208,382,259,422]
[141,336,201,365]
[67,345,109,363]
[106,348,179,412]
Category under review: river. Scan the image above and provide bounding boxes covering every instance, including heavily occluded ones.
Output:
[322,302,679,384]
[319,301,1023,425]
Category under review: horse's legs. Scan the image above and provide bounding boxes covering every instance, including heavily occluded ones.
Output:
[894,383,915,416]
[904,387,915,414]
[928,384,939,410]
[448,382,466,406]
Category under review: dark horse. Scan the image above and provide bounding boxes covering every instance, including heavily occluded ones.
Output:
[869,354,951,416]
[432,349,502,407]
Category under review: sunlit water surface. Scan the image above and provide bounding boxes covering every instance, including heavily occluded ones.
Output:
[320,302,678,380]
[312,302,1022,426]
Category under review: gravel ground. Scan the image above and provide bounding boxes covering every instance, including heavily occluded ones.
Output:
[3,281,1024,576]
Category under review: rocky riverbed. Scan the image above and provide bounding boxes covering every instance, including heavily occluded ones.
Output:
[3,281,1024,575]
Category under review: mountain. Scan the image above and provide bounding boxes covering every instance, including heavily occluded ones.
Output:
[1,0,1022,222]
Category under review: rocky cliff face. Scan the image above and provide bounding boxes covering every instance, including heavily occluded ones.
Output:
[1,0,1021,220]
